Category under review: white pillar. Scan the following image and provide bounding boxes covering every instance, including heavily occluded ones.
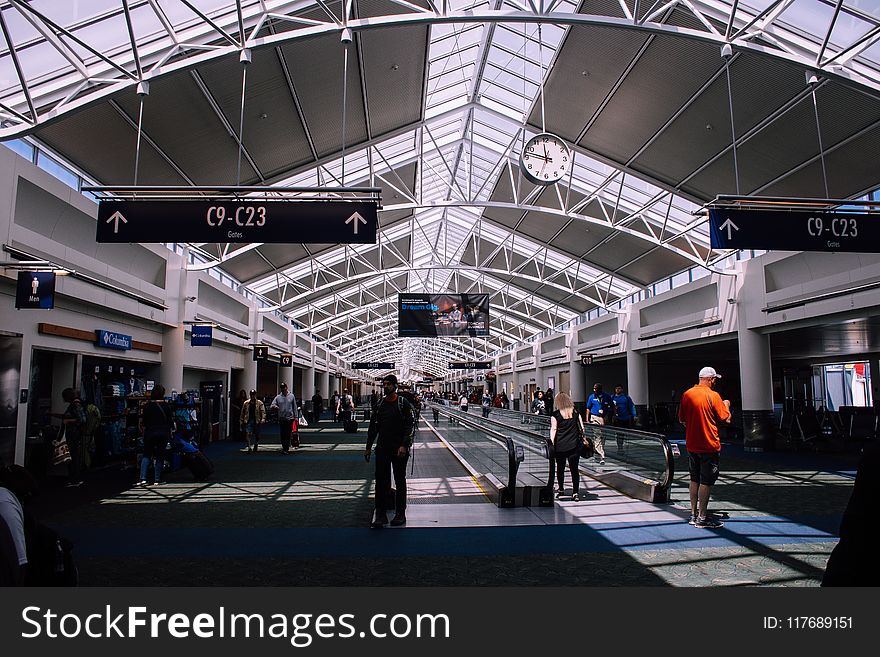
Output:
[625,309,648,406]
[736,270,774,451]
[320,369,330,401]
[303,365,315,402]
[241,349,257,394]
[161,325,185,395]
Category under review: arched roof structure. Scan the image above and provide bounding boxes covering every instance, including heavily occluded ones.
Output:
[3,0,879,378]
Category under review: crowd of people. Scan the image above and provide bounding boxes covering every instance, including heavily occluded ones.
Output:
[6,365,879,582]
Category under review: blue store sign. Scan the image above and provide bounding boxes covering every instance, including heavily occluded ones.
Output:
[191,324,213,347]
[95,330,132,351]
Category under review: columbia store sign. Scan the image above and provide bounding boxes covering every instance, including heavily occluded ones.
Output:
[95,330,132,351]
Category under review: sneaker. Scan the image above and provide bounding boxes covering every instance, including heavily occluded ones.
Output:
[555,490,563,500]
[154,481,166,486]
[599,459,605,465]
[694,517,724,529]
[280,450,289,455]
[136,480,147,487]
[240,447,251,453]
[688,515,697,525]
[390,514,406,527]
[370,513,389,529]
[65,481,83,487]
[571,492,579,502]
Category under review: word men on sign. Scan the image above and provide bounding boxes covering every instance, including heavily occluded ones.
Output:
[96,199,378,244]
[708,207,879,253]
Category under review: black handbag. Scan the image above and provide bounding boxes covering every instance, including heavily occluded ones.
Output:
[577,417,595,459]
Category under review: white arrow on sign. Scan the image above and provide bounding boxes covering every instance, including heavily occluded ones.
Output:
[345,211,367,235]
[719,218,739,240]
[106,210,128,234]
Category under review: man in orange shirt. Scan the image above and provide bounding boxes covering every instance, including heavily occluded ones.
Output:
[678,367,731,528]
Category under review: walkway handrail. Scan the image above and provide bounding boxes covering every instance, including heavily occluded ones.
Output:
[428,402,553,493]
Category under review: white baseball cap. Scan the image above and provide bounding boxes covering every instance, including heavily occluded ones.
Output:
[699,366,721,379]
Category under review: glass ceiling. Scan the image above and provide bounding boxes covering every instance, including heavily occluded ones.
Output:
[2,0,880,378]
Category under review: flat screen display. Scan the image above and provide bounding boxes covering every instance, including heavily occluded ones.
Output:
[398,294,489,337]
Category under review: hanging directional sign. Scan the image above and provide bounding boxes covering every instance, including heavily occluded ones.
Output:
[253,345,269,361]
[352,362,395,370]
[279,354,293,367]
[448,361,492,369]
[708,207,880,252]
[96,199,378,244]
[190,324,212,347]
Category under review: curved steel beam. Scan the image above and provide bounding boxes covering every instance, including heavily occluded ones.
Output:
[3,8,879,138]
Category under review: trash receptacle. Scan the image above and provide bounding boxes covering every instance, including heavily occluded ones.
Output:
[513,399,520,411]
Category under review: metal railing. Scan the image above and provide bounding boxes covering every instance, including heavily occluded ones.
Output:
[426,402,553,507]
[459,404,675,502]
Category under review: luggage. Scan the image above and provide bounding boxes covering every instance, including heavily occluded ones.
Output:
[185,451,214,481]
[344,420,358,433]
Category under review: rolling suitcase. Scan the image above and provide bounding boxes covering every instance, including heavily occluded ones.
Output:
[344,420,358,433]
[185,450,214,481]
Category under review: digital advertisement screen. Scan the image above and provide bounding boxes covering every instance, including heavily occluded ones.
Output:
[398,293,489,337]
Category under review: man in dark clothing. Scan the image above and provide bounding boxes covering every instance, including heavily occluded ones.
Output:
[311,390,323,425]
[365,374,415,529]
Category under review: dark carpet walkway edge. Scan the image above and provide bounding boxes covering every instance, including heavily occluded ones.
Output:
[57,516,838,559]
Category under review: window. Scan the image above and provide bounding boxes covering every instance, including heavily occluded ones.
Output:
[3,139,34,162]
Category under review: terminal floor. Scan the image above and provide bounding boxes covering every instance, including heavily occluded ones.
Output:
[27,421,859,587]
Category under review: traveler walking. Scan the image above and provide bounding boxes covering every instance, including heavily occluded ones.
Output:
[138,385,173,485]
[531,390,547,415]
[337,389,354,425]
[481,391,492,418]
[586,383,613,464]
[365,374,415,528]
[678,367,731,528]
[612,384,638,451]
[550,392,588,501]
[270,382,299,454]
[57,388,86,487]
[311,390,323,425]
[240,389,266,453]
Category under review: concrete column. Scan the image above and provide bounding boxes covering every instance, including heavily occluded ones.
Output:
[320,369,330,401]
[161,325,185,395]
[624,310,649,423]
[281,362,294,395]
[303,365,315,405]
[737,305,775,452]
[241,349,257,394]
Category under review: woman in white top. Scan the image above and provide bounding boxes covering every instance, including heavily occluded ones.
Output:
[459,394,469,412]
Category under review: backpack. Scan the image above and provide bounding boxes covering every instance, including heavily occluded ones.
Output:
[341,394,353,410]
[601,394,615,419]
[83,403,102,436]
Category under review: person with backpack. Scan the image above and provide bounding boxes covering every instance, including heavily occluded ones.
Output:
[612,384,638,453]
[481,391,492,418]
[337,389,354,425]
[586,383,614,465]
[138,385,174,485]
[365,374,415,529]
